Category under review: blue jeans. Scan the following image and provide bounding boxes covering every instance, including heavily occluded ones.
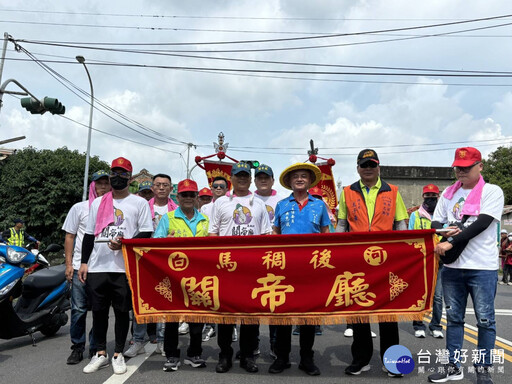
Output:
[70,270,96,352]
[413,264,444,331]
[133,318,164,343]
[442,267,497,367]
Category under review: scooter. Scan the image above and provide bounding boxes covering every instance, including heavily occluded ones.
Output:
[0,243,70,345]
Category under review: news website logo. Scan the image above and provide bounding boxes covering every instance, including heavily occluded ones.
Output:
[384,345,415,375]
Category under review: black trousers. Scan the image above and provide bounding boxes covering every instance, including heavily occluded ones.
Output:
[275,325,315,361]
[217,324,259,360]
[164,322,203,358]
[350,322,399,366]
[92,307,130,353]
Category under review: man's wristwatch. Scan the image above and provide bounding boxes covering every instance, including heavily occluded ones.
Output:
[447,236,455,244]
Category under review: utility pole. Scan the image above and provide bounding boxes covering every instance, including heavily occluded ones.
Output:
[186,142,196,178]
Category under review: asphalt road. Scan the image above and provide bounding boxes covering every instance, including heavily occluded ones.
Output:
[1,284,511,384]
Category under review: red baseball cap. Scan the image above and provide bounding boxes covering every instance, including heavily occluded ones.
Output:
[422,184,440,195]
[178,179,198,193]
[452,147,481,167]
[111,157,133,172]
[309,186,323,198]
[198,187,213,197]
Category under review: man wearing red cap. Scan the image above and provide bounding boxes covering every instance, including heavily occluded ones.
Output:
[153,179,209,372]
[198,187,213,208]
[336,149,408,378]
[428,148,504,384]
[408,184,444,339]
[79,157,153,375]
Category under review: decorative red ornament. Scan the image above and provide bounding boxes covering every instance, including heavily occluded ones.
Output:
[327,158,336,166]
[309,154,317,163]
[217,151,226,160]
[195,156,202,164]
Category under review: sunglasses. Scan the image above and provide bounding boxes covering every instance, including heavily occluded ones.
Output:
[454,162,480,173]
[359,162,378,169]
[110,171,131,178]
[179,192,197,198]
[212,183,227,189]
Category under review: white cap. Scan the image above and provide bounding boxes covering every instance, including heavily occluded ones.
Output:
[502,229,508,234]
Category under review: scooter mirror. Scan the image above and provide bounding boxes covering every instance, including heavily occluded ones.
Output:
[43,244,63,253]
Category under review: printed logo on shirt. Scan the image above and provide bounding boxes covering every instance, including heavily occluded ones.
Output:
[452,197,465,220]
[266,205,275,222]
[114,207,125,226]
[233,204,253,225]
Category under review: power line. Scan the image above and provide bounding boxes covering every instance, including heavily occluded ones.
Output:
[0,8,507,22]
[5,94,183,154]
[14,13,512,47]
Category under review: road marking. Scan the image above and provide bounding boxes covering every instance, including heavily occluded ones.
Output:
[425,315,512,362]
[103,343,157,384]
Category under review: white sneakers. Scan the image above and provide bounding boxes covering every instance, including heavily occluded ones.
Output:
[415,330,426,338]
[178,322,189,335]
[112,354,127,375]
[343,328,376,337]
[155,341,165,356]
[124,341,146,358]
[83,353,109,373]
[430,329,444,338]
[83,353,127,375]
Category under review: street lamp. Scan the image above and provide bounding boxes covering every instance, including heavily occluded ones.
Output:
[76,55,94,201]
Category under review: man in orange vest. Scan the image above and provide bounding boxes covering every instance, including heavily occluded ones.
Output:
[336,149,408,378]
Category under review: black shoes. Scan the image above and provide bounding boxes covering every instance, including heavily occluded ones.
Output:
[268,358,291,374]
[215,357,232,373]
[66,349,83,365]
[240,357,258,373]
[299,357,320,376]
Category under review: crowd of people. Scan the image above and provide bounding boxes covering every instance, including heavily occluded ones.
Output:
[54,146,502,384]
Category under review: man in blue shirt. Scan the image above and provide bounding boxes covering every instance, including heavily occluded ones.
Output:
[269,163,331,376]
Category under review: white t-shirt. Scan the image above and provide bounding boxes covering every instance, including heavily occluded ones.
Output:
[153,204,168,230]
[209,193,272,236]
[433,183,504,270]
[62,200,89,270]
[200,201,214,219]
[85,194,153,273]
[254,191,284,225]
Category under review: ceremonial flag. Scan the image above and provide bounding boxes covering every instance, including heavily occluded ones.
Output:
[123,230,437,325]
[203,160,233,189]
[316,161,338,214]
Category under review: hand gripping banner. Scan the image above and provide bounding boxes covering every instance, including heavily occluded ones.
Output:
[122,230,438,325]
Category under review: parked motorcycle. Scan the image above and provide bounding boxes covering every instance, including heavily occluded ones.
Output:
[0,243,70,344]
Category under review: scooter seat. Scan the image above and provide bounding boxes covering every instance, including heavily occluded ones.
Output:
[23,264,66,291]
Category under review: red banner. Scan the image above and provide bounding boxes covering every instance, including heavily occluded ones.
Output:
[316,162,338,214]
[123,230,438,325]
[203,160,233,189]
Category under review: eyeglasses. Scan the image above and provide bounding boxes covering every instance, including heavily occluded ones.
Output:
[454,162,480,173]
[154,183,170,188]
[179,192,197,198]
[358,162,378,169]
[110,171,131,178]
[212,183,227,189]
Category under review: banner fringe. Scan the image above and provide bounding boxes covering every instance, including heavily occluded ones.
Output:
[134,312,430,325]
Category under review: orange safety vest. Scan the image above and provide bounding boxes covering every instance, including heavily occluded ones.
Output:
[343,180,398,232]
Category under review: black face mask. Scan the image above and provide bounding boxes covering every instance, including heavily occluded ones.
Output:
[423,197,438,213]
[110,176,129,190]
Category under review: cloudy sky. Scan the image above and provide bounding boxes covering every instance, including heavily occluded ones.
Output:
[1,1,511,195]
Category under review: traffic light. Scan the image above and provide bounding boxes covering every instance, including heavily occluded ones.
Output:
[20,97,44,114]
[241,160,260,169]
[43,97,65,115]
[20,97,66,115]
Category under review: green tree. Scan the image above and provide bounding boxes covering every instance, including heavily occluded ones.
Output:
[482,146,512,205]
[0,147,109,245]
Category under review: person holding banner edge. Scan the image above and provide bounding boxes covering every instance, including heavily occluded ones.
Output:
[336,149,408,378]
